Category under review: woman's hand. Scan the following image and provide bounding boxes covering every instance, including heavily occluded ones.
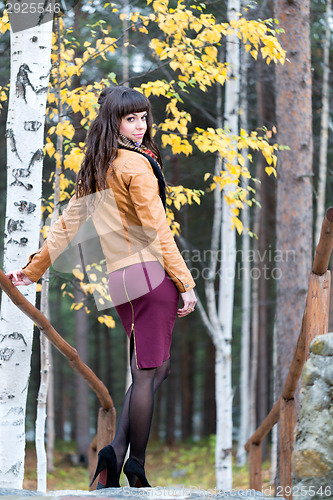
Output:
[177,288,197,317]
[6,269,34,286]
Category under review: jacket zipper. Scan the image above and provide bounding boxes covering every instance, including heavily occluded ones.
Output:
[122,268,138,369]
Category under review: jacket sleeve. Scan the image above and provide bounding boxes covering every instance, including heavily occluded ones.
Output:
[127,167,195,293]
[22,195,89,282]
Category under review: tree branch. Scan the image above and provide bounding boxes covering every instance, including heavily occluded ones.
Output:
[0,268,114,411]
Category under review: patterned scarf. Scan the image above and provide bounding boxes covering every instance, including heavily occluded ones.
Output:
[118,134,166,210]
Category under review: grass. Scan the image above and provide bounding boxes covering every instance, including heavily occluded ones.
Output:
[23,439,273,493]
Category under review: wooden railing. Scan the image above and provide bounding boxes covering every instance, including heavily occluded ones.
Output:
[245,207,333,499]
[0,269,116,489]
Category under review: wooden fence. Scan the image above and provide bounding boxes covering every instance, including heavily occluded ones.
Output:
[0,268,116,489]
[245,207,333,500]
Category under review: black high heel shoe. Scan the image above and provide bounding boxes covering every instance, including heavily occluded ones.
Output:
[123,457,151,488]
[90,445,120,489]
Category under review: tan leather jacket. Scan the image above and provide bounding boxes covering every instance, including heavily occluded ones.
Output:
[23,149,195,293]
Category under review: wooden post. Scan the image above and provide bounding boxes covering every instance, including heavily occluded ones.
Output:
[280,397,297,500]
[312,207,333,275]
[245,210,333,495]
[249,442,262,491]
[304,271,331,357]
[97,407,117,451]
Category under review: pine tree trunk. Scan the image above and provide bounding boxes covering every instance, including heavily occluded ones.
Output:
[254,54,274,460]
[274,0,313,485]
[314,0,331,245]
[250,219,259,436]
[0,20,52,488]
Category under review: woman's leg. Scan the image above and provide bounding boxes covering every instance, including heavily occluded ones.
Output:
[153,358,171,392]
[111,357,171,473]
[128,354,156,466]
[110,386,132,476]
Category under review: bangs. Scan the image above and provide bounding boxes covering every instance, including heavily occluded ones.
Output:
[118,91,150,117]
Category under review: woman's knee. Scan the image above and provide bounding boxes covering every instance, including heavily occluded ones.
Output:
[131,363,156,383]
[161,359,171,380]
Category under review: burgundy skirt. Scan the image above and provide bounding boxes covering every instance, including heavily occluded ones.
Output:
[108,261,179,369]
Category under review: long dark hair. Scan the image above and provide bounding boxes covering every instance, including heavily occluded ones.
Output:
[76,86,163,197]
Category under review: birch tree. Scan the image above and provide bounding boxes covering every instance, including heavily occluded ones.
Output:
[315,0,331,245]
[215,0,240,485]
[0,6,54,488]
[35,14,63,487]
[36,288,51,492]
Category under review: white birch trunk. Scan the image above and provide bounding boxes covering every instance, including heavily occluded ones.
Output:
[194,1,240,487]
[0,22,52,488]
[36,308,50,492]
[236,45,250,466]
[37,15,63,482]
[315,0,331,244]
[215,196,235,489]
[36,267,52,489]
[193,80,230,488]
[214,0,240,488]
[46,349,55,473]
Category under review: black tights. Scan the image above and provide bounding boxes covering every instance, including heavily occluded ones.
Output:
[110,352,170,476]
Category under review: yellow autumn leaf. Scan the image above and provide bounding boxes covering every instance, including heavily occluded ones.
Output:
[98,315,116,328]
[231,215,243,234]
[72,269,84,281]
[44,141,55,157]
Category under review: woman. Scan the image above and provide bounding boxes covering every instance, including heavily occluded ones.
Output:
[6,86,197,489]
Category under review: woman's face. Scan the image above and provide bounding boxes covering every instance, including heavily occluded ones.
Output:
[119,111,148,144]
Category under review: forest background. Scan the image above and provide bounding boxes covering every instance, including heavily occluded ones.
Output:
[0,0,332,491]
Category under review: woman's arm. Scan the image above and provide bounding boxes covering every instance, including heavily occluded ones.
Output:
[6,269,34,286]
[177,288,197,317]
[7,195,89,284]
